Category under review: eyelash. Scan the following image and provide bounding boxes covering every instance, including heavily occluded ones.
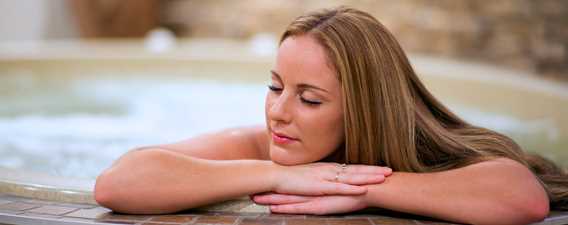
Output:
[267,85,322,106]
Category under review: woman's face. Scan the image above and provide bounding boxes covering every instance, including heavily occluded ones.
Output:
[265,35,344,166]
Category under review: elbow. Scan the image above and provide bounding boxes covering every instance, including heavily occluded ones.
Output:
[523,194,549,224]
[93,149,154,211]
[503,185,550,225]
[94,169,120,210]
[93,149,181,213]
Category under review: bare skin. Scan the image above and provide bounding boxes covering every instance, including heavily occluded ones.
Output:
[95,35,549,225]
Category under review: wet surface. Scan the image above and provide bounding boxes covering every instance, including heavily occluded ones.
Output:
[0,194,566,225]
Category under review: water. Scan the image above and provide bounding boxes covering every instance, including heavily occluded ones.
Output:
[0,73,565,179]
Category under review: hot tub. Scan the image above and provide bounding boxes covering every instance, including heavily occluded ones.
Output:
[0,39,567,205]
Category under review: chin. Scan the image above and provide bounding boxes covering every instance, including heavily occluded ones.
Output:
[269,146,308,166]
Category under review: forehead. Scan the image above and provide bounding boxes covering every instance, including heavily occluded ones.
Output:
[275,35,338,89]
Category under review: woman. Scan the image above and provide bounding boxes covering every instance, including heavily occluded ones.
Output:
[94,7,567,225]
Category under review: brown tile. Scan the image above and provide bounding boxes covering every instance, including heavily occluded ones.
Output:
[207,211,262,220]
[327,218,372,225]
[262,214,306,219]
[286,218,328,225]
[96,212,151,223]
[344,214,382,219]
[194,215,238,224]
[138,223,181,225]
[239,217,284,225]
[0,202,39,211]
[28,205,77,215]
[370,217,417,225]
[65,207,112,219]
[149,214,196,223]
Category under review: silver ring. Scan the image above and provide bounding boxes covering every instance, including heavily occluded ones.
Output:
[334,163,347,182]
[340,163,347,172]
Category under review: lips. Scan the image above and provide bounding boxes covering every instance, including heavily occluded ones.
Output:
[271,131,299,144]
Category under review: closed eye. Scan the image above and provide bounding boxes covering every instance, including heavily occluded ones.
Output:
[300,98,322,105]
[267,84,282,92]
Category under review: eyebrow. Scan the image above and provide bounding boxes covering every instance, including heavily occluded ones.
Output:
[270,70,330,93]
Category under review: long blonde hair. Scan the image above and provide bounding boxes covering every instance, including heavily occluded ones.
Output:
[281,6,567,210]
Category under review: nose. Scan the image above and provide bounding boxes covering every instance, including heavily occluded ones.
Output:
[268,93,293,124]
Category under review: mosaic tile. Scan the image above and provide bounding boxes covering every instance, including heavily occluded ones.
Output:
[0,202,39,211]
[59,216,100,223]
[0,209,25,215]
[21,212,63,219]
[0,199,12,205]
[214,211,262,218]
[96,213,152,223]
[0,195,32,202]
[327,218,372,225]
[28,205,78,215]
[148,215,196,223]
[239,217,284,225]
[370,217,417,225]
[65,207,112,219]
[57,202,99,209]
[546,211,568,225]
[261,213,306,219]
[21,198,58,205]
[194,215,238,224]
[285,218,328,225]
[138,222,181,225]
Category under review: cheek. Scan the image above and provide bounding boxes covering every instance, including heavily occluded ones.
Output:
[299,108,344,154]
[264,94,272,119]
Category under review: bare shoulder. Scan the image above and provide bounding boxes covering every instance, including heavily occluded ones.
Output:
[147,125,270,161]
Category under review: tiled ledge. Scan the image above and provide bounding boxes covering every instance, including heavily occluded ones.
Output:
[1,194,567,225]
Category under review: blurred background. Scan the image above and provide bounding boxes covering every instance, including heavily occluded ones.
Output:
[0,0,566,180]
[1,0,567,80]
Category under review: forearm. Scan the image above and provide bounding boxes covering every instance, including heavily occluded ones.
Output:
[95,149,279,214]
[362,159,549,225]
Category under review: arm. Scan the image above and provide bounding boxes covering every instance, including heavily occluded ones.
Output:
[253,158,549,225]
[362,158,549,225]
[95,149,279,214]
[95,126,275,214]
[95,126,389,214]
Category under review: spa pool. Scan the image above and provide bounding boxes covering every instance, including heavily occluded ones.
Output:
[0,39,567,204]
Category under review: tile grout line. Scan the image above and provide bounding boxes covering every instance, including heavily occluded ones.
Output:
[183,215,200,225]
[232,215,244,225]
[367,217,376,225]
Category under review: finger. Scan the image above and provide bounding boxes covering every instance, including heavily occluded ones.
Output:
[337,173,385,185]
[321,182,367,195]
[344,165,392,176]
[253,194,312,205]
[270,202,321,215]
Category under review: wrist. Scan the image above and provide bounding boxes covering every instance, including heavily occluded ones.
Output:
[360,182,384,208]
[263,160,286,191]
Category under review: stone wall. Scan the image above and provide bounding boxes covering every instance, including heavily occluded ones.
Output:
[160,0,568,80]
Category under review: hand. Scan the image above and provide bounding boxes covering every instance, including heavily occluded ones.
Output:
[251,192,368,215]
[272,162,391,196]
